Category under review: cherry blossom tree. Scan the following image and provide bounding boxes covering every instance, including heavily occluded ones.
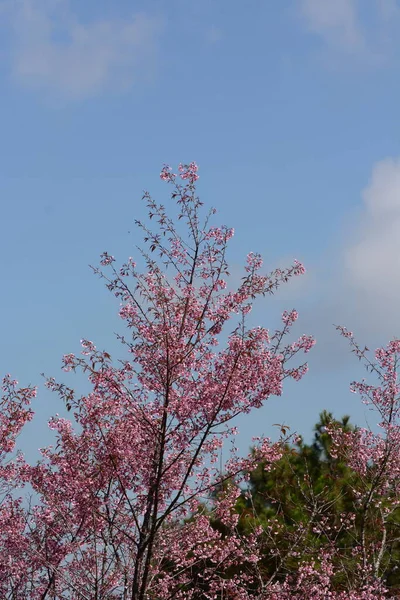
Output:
[327,329,400,593]
[265,329,400,598]
[1,163,314,598]
[0,375,35,597]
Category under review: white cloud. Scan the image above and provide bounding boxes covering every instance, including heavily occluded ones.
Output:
[298,0,400,66]
[1,0,162,100]
[343,158,400,330]
[300,0,365,52]
[290,157,400,372]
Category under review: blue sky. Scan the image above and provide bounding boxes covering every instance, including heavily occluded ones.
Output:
[2,0,400,461]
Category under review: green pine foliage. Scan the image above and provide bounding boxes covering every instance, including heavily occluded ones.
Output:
[229,411,400,593]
